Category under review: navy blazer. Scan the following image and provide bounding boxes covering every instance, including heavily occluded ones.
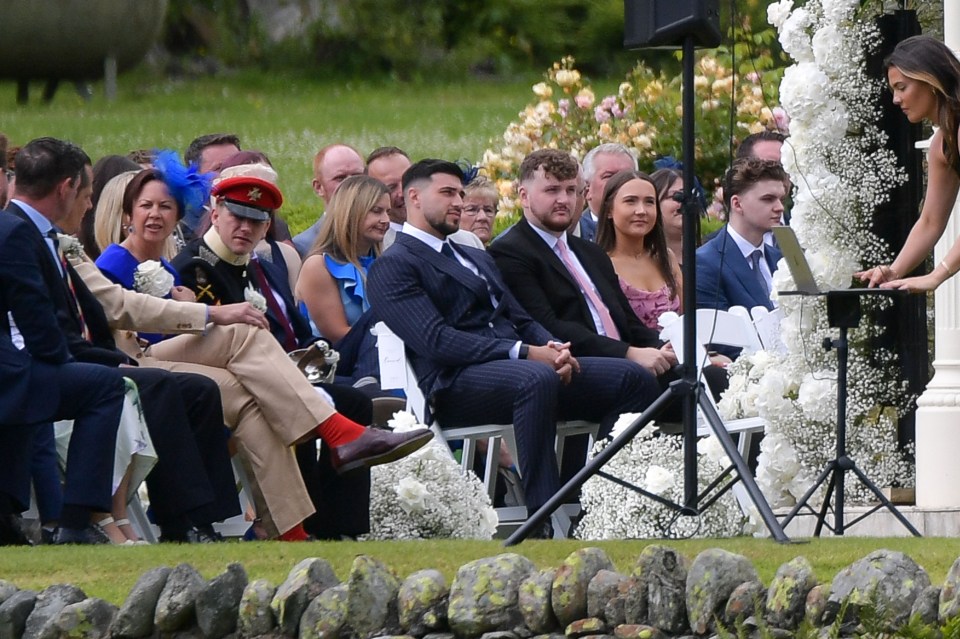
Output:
[488,217,662,359]
[7,203,130,367]
[0,211,73,425]
[367,232,554,400]
[578,212,597,242]
[696,226,781,311]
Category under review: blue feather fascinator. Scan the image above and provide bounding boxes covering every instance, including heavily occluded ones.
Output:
[152,149,214,232]
[456,159,481,185]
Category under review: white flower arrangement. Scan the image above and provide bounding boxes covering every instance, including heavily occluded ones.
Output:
[714,0,915,513]
[56,234,85,260]
[133,260,174,298]
[243,283,268,314]
[576,414,745,540]
[362,411,499,540]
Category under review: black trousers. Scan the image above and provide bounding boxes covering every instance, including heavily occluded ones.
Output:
[123,368,240,528]
[296,382,372,539]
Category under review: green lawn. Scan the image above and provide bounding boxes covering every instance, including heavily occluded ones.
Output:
[2,69,544,232]
[4,67,957,613]
[1,537,957,605]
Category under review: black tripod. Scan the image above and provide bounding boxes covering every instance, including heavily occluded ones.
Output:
[779,290,920,537]
[504,34,789,546]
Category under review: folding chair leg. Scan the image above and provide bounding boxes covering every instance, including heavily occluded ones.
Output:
[127,493,158,543]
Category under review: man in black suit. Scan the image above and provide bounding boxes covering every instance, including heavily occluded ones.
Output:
[0,212,125,545]
[6,137,240,543]
[490,149,675,371]
[367,159,659,517]
[489,149,727,412]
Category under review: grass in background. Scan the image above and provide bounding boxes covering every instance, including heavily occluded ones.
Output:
[2,69,544,232]
[0,537,957,605]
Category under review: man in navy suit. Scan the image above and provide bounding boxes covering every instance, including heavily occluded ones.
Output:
[696,158,788,313]
[367,159,659,518]
[0,208,124,545]
[8,138,242,543]
[579,144,638,242]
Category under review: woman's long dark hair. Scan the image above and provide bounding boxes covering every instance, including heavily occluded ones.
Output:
[596,169,678,298]
[885,35,960,176]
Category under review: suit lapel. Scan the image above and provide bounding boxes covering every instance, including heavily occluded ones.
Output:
[397,233,491,304]
[516,218,581,291]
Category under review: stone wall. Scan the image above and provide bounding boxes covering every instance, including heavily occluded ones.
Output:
[1,546,959,638]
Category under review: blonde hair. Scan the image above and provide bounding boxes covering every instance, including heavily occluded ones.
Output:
[309,175,389,272]
[94,170,176,259]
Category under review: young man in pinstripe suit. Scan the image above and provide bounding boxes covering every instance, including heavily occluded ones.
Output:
[367,159,660,526]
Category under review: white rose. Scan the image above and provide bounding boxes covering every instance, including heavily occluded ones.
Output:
[778,8,814,63]
[697,435,731,469]
[479,507,499,537]
[812,25,846,76]
[610,412,642,439]
[797,373,837,422]
[387,410,422,432]
[395,477,430,514]
[644,465,676,495]
[244,285,268,313]
[766,0,794,29]
[133,260,175,297]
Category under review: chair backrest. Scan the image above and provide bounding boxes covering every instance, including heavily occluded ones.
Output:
[658,307,763,367]
[751,306,787,354]
[374,321,428,424]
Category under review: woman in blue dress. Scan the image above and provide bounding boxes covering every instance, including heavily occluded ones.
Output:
[296,175,390,384]
[96,154,210,343]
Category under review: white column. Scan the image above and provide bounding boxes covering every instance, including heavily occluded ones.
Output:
[914,16,960,507]
[946,0,959,50]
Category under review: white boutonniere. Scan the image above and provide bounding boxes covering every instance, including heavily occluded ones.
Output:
[57,234,85,260]
[133,260,175,297]
[244,283,268,313]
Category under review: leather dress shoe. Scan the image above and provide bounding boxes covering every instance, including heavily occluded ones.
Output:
[0,514,32,546]
[54,525,110,545]
[525,520,555,540]
[331,427,434,474]
[193,525,225,543]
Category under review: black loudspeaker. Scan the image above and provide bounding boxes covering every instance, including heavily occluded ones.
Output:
[624,0,721,49]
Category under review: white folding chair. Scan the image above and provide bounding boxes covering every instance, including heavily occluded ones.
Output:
[657,307,775,513]
[374,321,597,536]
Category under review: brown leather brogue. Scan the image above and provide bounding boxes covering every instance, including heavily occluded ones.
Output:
[330,427,435,474]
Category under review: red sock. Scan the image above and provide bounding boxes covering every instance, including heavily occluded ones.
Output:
[278,523,308,542]
[315,413,366,447]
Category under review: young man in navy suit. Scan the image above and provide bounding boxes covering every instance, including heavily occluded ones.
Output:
[696,158,789,313]
[367,159,660,522]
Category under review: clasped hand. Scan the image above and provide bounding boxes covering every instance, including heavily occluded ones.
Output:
[527,341,579,384]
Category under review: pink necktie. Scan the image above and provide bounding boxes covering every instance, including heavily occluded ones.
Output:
[555,239,621,339]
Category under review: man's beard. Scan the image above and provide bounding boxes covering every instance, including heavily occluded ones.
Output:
[427,214,460,237]
[537,207,571,233]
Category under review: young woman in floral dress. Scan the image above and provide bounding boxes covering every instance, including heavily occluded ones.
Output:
[858,35,960,291]
[596,170,682,330]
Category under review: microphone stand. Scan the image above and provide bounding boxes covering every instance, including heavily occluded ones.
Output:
[505,35,789,545]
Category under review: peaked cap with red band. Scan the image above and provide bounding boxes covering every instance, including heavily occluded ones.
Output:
[213,176,283,222]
